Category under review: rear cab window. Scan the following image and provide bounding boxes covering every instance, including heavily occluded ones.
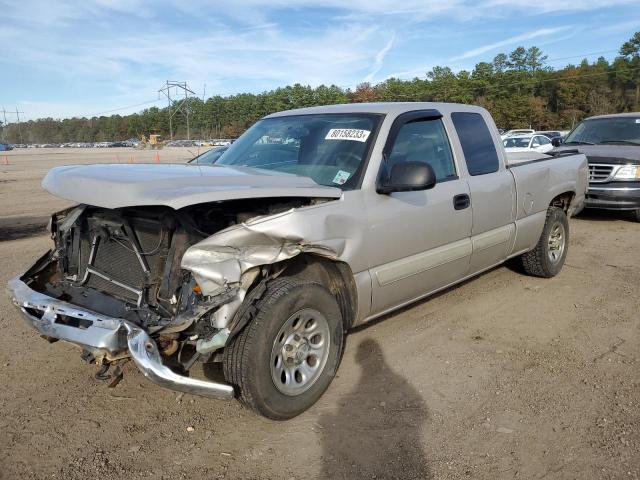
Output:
[451,112,500,175]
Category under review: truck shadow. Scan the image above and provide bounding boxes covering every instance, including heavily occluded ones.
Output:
[318,338,431,479]
[574,208,638,223]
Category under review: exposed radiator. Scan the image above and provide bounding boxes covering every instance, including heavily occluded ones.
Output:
[76,215,170,305]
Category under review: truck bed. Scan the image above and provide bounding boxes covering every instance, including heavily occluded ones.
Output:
[506,152,588,256]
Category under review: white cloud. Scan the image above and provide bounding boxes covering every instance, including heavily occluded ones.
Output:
[365,34,396,83]
[483,0,635,13]
[1,0,636,119]
[449,27,569,61]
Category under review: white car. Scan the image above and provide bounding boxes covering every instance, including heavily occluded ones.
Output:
[501,129,535,139]
[503,134,553,153]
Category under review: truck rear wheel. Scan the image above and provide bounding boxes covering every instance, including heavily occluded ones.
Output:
[223,278,344,420]
[519,206,569,278]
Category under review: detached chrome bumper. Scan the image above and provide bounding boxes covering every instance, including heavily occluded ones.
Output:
[7,276,235,400]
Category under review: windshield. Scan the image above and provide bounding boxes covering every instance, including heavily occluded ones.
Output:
[504,137,531,148]
[189,146,228,164]
[565,117,640,145]
[215,113,381,189]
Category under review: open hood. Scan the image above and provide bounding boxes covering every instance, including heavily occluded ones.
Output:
[42,163,342,209]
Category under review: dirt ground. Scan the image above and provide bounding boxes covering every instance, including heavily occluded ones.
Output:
[0,148,638,480]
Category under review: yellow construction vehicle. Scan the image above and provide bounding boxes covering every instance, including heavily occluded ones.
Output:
[137,133,164,150]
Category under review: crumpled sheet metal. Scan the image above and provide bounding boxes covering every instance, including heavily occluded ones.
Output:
[180,206,360,296]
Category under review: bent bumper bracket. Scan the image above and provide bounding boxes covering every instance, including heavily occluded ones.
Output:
[124,323,235,399]
[7,276,235,401]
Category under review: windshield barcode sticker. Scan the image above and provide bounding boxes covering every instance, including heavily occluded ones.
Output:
[332,170,351,185]
[325,128,371,142]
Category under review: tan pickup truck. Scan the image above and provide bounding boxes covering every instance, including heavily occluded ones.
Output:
[8,102,588,419]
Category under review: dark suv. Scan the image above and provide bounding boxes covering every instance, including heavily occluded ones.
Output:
[552,113,640,221]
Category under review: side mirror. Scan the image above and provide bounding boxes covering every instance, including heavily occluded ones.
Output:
[551,137,562,147]
[378,161,437,194]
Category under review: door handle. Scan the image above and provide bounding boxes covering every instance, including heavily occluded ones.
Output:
[453,194,470,210]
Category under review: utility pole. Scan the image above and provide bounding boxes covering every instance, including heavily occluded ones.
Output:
[202,83,206,139]
[15,107,24,144]
[158,81,196,141]
[0,107,7,141]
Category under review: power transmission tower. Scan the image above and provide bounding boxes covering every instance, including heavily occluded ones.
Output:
[158,81,196,141]
[0,107,24,143]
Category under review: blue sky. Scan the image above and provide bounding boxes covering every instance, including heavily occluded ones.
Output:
[1,0,639,120]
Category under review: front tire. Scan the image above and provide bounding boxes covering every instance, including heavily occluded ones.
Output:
[223,278,344,420]
[520,206,569,278]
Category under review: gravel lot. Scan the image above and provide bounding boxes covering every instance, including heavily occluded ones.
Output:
[1,148,638,479]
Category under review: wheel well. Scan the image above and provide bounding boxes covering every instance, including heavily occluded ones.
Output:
[550,191,574,213]
[278,254,358,331]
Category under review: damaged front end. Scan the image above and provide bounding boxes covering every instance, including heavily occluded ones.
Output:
[7,197,333,399]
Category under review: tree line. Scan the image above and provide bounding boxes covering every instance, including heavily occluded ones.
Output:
[2,32,639,144]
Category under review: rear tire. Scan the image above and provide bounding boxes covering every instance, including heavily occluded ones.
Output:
[520,206,569,278]
[223,277,344,420]
[632,209,640,222]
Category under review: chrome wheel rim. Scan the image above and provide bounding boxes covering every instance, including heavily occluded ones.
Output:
[270,308,331,396]
[547,221,566,264]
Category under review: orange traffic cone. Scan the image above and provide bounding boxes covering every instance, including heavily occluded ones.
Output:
[154,152,160,163]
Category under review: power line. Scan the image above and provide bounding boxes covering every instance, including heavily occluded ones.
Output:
[6,47,637,124]
[92,99,162,116]
[545,49,620,64]
[481,65,640,92]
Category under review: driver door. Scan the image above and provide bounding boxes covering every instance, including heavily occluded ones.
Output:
[365,112,473,315]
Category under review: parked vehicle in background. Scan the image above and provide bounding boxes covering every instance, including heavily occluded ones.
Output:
[537,131,563,140]
[137,134,163,150]
[188,146,229,165]
[0,143,13,151]
[166,139,198,147]
[503,134,553,153]
[551,112,640,221]
[8,102,587,419]
[501,128,535,139]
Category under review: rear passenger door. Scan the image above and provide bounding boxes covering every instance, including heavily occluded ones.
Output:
[450,112,516,273]
[366,111,472,314]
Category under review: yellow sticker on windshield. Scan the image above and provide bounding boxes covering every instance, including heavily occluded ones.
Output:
[325,128,371,142]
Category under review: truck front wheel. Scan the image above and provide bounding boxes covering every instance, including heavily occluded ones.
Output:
[519,206,569,278]
[223,278,344,420]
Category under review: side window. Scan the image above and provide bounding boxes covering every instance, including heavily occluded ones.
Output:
[539,136,550,145]
[451,112,500,176]
[531,137,541,147]
[385,118,456,181]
